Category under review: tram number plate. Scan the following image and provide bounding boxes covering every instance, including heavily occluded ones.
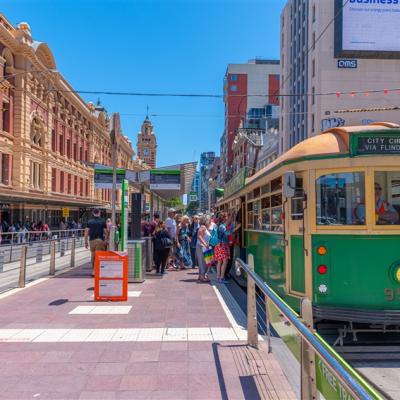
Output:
[384,288,400,301]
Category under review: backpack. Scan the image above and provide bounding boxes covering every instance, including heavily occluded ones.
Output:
[209,226,219,247]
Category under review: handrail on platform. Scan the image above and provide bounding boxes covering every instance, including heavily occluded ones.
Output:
[235,256,381,400]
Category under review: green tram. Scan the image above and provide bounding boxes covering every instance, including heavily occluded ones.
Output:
[219,122,400,326]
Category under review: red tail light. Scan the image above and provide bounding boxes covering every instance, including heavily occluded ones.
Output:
[317,265,328,275]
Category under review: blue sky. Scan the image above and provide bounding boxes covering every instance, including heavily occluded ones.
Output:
[4,0,285,167]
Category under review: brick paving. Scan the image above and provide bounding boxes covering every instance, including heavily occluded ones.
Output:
[0,261,297,399]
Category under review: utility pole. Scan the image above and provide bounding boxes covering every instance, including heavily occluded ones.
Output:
[110,113,121,251]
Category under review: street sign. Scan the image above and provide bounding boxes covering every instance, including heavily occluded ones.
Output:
[61,207,70,218]
[149,169,181,190]
[188,192,198,202]
[94,165,125,189]
[94,251,128,301]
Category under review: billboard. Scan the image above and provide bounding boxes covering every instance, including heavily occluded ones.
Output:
[335,0,400,59]
[149,169,181,190]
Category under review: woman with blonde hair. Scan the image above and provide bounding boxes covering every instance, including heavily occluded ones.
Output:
[176,215,192,269]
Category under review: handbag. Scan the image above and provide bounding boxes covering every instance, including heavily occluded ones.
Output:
[161,236,172,249]
[202,247,214,267]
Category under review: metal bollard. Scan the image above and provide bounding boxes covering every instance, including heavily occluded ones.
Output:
[70,236,76,269]
[49,240,56,276]
[0,250,4,273]
[300,298,318,400]
[19,245,27,288]
[247,254,258,348]
[36,243,43,263]
[60,240,65,257]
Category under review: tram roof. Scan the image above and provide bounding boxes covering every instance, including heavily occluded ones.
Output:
[247,122,400,186]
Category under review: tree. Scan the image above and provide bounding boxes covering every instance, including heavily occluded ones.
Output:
[165,197,184,208]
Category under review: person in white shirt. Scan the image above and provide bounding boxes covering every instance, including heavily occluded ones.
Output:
[165,208,177,238]
[165,208,178,269]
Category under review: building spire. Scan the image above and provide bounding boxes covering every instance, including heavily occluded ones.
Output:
[146,104,149,119]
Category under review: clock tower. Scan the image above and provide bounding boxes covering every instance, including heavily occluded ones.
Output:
[137,114,157,168]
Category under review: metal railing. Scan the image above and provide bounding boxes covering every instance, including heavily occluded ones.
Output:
[235,255,382,400]
[0,235,88,293]
[0,229,85,265]
[0,229,84,245]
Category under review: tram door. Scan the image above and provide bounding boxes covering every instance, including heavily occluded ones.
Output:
[285,172,307,296]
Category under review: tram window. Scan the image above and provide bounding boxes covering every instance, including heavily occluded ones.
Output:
[373,172,400,225]
[261,184,270,195]
[271,177,282,192]
[291,177,304,220]
[271,207,283,231]
[262,209,271,230]
[247,192,254,201]
[247,213,254,229]
[316,172,365,225]
[247,202,254,229]
[261,197,270,209]
[253,187,261,198]
[253,200,261,229]
[271,193,282,207]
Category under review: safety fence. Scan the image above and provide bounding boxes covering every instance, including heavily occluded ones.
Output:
[0,229,85,264]
[235,256,383,400]
[0,234,90,294]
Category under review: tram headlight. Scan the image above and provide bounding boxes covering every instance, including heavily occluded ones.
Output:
[395,266,400,283]
[317,246,327,256]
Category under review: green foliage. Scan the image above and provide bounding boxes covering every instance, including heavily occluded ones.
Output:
[165,197,184,208]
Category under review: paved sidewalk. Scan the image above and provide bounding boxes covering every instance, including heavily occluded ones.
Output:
[0,261,297,399]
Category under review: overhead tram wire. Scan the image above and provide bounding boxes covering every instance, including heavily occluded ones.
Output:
[7,76,400,100]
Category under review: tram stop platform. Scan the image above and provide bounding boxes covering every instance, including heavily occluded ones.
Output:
[0,256,296,399]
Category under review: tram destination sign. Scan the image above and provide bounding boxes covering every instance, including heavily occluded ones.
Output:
[354,135,400,156]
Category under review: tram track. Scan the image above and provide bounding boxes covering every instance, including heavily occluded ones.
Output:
[227,275,400,399]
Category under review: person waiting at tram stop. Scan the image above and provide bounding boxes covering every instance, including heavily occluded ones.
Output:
[354,183,399,224]
[84,208,107,273]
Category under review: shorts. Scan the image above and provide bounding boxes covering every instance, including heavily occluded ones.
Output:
[214,243,230,262]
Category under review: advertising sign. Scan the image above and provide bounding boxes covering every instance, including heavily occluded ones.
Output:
[224,167,248,198]
[94,166,125,189]
[149,169,181,190]
[94,251,128,301]
[335,0,400,58]
[337,59,357,69]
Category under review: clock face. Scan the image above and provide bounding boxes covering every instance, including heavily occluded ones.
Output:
[143,148,150,156]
